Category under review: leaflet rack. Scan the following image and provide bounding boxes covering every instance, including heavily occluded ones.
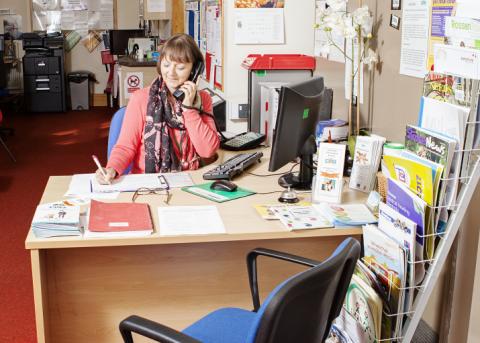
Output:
[372,84,480,342]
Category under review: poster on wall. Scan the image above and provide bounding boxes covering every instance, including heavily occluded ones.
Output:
[32,0,113,33]
[427,0,456,71]
[399,0,430,78]
[233,0,285,44]
[124,72,144,99]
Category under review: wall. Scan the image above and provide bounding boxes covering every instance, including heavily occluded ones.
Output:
[223,0,317,132]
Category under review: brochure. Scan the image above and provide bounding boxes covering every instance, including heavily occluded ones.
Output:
[315,203,377,226]
[313,143,346,204]
[349,135,385,193]
[271,205,333,230]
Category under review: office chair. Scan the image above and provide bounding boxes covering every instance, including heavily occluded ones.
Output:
[119,237,361,343]
[108,107,131,174]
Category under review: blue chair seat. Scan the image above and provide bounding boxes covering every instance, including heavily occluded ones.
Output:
[183,308,257,343]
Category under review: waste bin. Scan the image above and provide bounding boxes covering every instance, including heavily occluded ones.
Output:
[67,71,94,110]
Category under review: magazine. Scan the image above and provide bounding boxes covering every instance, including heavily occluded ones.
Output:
[386,177,429,277]
[378,202,416,313]
[344,274,382,343]
[31,201,82,238]
[405,125,457,230]
[363,224,407,339]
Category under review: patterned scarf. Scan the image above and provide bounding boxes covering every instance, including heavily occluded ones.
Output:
[144,77,197,173]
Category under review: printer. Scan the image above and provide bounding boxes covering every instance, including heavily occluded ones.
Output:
[22,32,66,112]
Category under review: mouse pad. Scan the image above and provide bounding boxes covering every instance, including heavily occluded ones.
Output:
[182,182,255,203]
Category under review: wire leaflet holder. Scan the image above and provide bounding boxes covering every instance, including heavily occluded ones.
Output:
[350,81,480,342]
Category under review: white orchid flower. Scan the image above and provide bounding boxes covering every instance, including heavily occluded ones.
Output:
[363,48,378,70]
[342,15,357,40]
[353,6,373,36]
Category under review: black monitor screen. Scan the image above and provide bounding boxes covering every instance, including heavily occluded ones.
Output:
[268,76,331,189]
[109,29,145,56]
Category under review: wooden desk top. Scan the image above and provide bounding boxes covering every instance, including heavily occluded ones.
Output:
[25,147,365,250]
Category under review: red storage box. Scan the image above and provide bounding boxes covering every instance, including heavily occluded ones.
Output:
[242,54,316,71]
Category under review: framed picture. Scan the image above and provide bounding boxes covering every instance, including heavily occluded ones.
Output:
[390,14,400,30]
[391,0,401,10]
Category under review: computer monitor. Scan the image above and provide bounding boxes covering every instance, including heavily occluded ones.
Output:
[108,29,145,56]
[268,76,331,190]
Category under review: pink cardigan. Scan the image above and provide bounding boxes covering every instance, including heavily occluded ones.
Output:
[107,87,219,175]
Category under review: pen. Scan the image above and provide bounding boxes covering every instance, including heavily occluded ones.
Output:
[92,155,111,185]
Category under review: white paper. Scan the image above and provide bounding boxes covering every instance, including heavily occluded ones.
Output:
[74,10,89,37]
[157,206,226,236]
[399,0,430,78]
[60,10,75,30]
[433,44,480,79]
[161,172,194,188]
[234,8,284,44]
[65,173,120,200]
[456,0,480,19]
[148,0,166,13]
[91,173,167,193]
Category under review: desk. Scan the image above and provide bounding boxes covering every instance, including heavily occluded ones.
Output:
[25,149,364,343]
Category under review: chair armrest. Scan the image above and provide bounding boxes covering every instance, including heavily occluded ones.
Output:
[119,315,201,343]
[246,248,321,311]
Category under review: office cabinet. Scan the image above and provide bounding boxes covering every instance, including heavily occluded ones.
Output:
[22,33,66,112]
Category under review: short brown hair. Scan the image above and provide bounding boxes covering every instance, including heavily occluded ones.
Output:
[156,34,204,73]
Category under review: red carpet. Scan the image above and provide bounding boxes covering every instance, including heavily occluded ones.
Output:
[0,107,114,343]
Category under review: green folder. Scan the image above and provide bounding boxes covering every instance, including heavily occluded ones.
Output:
[182,183,256,203]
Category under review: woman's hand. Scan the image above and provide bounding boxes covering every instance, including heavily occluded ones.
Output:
[180,81,198,107]
[95,167,117,185]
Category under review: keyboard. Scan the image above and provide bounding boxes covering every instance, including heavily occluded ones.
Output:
[221,131,266,151]
[203,152,264,180]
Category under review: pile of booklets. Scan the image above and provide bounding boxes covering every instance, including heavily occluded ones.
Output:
[349,135,386,193]
[31,202,82,238]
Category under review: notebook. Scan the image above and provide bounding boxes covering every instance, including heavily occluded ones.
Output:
[85,200,153,238]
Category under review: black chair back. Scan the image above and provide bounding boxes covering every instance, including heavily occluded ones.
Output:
[254,238,360,343]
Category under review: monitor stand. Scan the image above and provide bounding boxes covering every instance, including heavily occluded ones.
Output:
[278,135,317,190]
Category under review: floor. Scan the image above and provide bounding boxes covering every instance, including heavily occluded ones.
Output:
[0,106,114,342]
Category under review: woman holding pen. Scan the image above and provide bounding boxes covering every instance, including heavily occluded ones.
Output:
[95,34,220,184]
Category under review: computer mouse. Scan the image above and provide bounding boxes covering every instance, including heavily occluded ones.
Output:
[210,180,238,192]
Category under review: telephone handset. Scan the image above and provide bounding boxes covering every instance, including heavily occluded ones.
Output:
[173,61,205,101]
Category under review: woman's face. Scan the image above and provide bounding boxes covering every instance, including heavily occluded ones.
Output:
[160,56,193,93]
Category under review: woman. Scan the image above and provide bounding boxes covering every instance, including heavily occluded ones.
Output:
[96,34,220,184]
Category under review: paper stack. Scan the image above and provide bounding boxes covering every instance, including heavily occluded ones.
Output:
[31,202,82,238]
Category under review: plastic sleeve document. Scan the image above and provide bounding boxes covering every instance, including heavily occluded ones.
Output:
[157,206,226,236]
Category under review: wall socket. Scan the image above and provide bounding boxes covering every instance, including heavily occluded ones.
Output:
[227,100,249,120]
